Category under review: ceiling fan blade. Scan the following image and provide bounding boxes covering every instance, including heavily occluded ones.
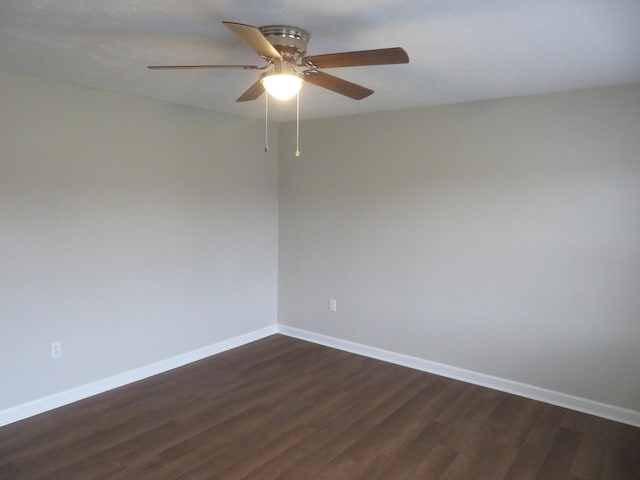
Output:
[304,71,373,100]
[236,80,265,102]
[303,47,409,69]
[223,21,282,60]
[148,64,260,70]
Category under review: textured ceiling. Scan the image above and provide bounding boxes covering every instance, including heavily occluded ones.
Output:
[1,0,639,121]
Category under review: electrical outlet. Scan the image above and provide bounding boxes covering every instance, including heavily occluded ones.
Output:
[51,341,62,358]
[329,298,337,312]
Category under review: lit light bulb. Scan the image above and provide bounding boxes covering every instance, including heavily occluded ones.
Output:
[261,73,303,100]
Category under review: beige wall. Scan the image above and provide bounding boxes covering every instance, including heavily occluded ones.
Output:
[279,84,640,411]
[2,67,639,416]
[0,69,279,410]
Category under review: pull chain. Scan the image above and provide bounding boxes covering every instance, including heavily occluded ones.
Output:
[295,90,301,157]
[264,92,269,153]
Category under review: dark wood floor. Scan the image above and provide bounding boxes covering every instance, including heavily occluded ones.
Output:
[1,335,638,479]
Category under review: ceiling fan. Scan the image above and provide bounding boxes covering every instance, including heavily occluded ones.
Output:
[148,21,410,102]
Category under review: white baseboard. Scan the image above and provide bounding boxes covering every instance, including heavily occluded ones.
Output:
[4,324,638,429]
[277,324,640,428]
[0,325,278,427]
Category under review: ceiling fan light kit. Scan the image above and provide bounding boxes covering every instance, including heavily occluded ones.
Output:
[148,21,409,152]
[260,73,303,100]
[259,58,304,100]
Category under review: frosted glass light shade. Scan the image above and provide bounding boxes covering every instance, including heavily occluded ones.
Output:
[261,73,303,100]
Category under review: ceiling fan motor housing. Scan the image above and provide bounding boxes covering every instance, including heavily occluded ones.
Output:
[259,25,310,60]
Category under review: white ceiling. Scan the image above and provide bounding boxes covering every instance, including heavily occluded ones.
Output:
[1,0,639,122]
